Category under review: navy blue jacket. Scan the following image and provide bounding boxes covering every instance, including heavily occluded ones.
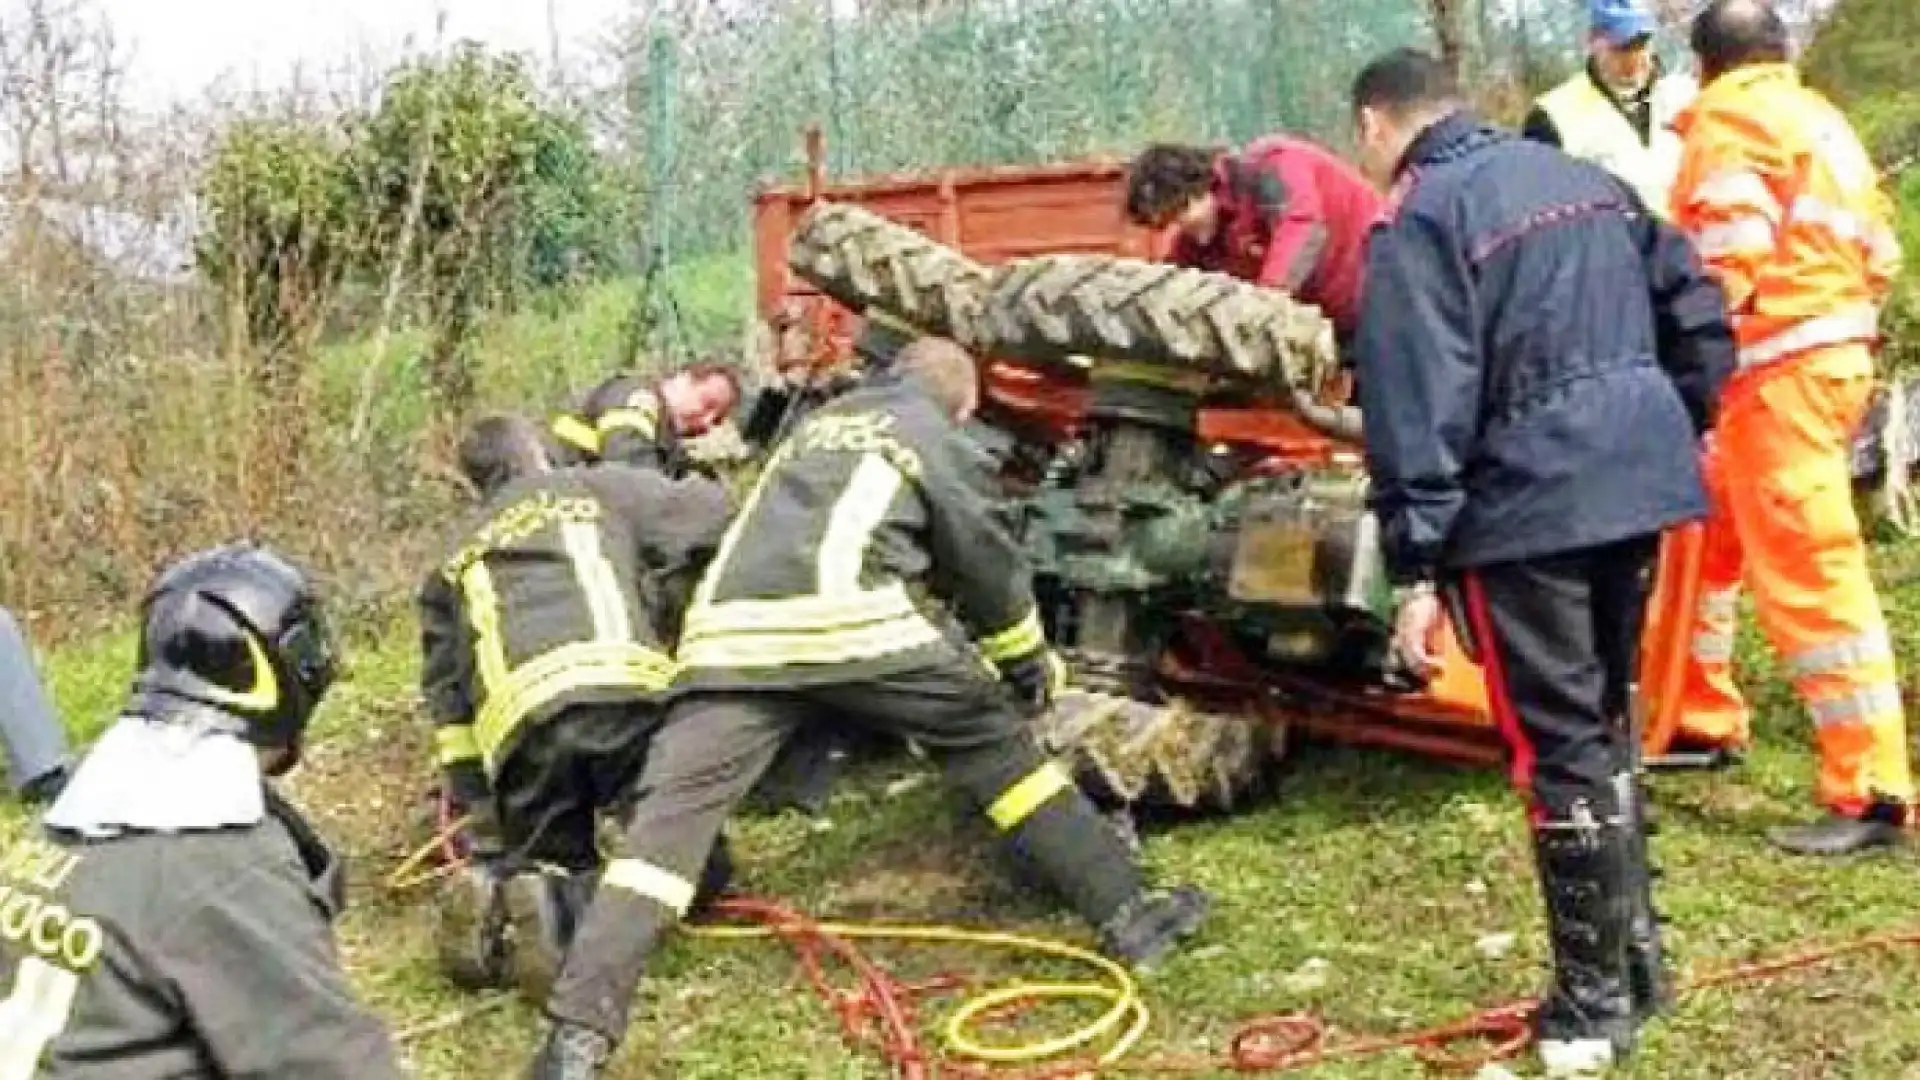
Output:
[1354,112,1734,583]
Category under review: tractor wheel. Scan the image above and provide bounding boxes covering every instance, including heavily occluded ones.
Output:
[976,255,1337,389]
[1033,688,1281,815]
[787,201,991,345]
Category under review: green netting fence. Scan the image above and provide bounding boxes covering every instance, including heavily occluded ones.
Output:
[613,0,1643,262]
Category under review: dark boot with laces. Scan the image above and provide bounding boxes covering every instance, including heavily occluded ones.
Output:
[525,1021,613,1080]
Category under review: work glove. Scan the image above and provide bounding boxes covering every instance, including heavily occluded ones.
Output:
[998,648,1069,713]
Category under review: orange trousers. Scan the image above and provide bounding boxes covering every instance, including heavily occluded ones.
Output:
[1673,344,1913,816]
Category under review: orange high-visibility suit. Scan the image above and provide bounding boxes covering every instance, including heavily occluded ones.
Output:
[1668,62,1910,817]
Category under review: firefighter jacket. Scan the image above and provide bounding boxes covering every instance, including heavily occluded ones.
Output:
[1168,134,1383,341]
[1355,111,1733,583]
[1670,63,1903,375]
[0,787,402,1079]
[549,374,686,475]
[674,371,1051,689]
[418,465,734,787]
[1522,60,1695,215]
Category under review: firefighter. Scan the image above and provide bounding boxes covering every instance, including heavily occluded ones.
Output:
[1666,0,1912,855]
[1122,133,1383,345]
[0,542,404,1078]
[0,605,69,804]
[548,358,742,475]
[1350,48,1733,1074]
[522,337,1211,1079]
[419,413,739,999]
[1521,0,1698,215]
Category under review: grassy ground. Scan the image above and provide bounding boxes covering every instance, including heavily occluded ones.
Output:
[11,546,1920,1079]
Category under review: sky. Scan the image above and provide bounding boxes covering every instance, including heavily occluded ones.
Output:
[95,0,869,106]
[98,0,633,105]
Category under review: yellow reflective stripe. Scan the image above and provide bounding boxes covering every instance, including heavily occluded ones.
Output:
[561,519,631,643]
[1787,630,1893,679]
[1694,216,1777,259]
[551,414,601,454]
[987,760,1074,831]
[818,453,904,594]
[435,725,482,765]
[597,405,659,439]
[678,611,943,669]
[460,562,509,696]
[1807,684,1904,727]
[602,857,697,915]
[473,641,678,768]
[978,608,1045,663]
[690,442,793,611]
[685,582,922,638]
[1689,169,1783,223]
[1739,304,1880,368]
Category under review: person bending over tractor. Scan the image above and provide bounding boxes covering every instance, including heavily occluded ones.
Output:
[521,337,1211,1079]
[0,605,70,804]
[0,543,404,1078]
[419,414,739,1000]
[1123,132,1383,346]
[548,358,742,476]
[1350,49,1732,1075]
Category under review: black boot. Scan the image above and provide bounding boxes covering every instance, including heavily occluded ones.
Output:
[1531,796,1638,1077]
[1097,885,1212,970]
[1612,771,1673,1023]
[526,1020,613,1080]
[1766,800,1905,856]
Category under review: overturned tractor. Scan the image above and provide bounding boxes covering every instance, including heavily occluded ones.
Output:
[765,192,1522,819]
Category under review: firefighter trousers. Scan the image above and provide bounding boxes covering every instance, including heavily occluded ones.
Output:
[1674,345,1914,816]
[1460,535,1659,813]
[545,655,1148,1040]
[493,702,662,873]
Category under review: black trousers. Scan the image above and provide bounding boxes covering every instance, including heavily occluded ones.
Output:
[1457,535,1659,816]
[545,653,1145,1038]
[492,702,663,873]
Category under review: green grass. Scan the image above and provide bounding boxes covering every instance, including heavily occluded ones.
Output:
[11,547,1920,1079]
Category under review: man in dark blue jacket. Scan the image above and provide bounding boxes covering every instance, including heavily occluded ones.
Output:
[1349,48,1734,1076]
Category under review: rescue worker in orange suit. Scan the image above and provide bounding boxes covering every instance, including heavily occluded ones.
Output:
[1123,135,1383,346]
[521,338,1210,1079]
[1521,0,1697,216]
[548,359,741,477]
[1350,48,1733,1075]
[1668,0,1912,856]
[420,414,738,999]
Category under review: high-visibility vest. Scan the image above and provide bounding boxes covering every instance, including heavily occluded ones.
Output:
[1671,63,1903,373]
[1536,69,1694,215]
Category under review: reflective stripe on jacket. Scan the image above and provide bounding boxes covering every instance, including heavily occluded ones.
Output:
[418,466,733,776]
[549,374,684,474]
[1671,63,1903,373]
[676,372,1047,688]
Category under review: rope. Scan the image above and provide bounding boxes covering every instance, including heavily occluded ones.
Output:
[385,815,1920,1076]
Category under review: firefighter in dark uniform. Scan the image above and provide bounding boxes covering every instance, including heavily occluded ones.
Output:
[548,360,742,475]
[0,542,403,1079]
[420,414,739,1000]
[523,337,1212,1079]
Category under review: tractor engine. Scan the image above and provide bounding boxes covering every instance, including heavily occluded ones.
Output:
[992,374,1403,814]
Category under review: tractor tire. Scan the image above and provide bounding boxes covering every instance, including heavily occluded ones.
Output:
[1033,688,1283,815]
[787,201,991,346]
[976,255,1338,389]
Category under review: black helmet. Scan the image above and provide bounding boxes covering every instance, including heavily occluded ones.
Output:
[129,542,338,749]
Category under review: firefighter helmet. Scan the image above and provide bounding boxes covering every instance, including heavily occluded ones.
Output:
[130,542,338,748]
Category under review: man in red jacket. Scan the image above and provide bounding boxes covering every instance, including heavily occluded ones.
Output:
[1123,135,1384,343]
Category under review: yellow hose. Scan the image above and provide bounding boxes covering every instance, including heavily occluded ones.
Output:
[683,919,1148,1070]
[388,816,1146,1069]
